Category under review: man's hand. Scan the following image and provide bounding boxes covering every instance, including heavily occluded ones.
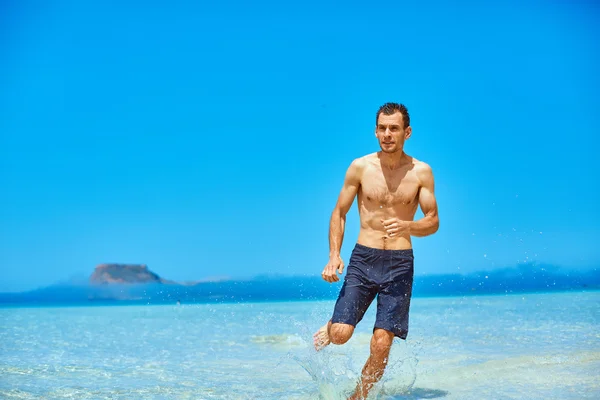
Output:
[381,218,411,238]
[322,255,344,283]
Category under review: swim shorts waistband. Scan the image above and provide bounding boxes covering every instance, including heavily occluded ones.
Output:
[354,243,413,256]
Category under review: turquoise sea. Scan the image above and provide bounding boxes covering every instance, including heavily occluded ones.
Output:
[1,290,599,399]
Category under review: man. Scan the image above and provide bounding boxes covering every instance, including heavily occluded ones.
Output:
[313,102,439,400]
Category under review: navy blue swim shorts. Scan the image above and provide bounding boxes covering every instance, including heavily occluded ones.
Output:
[331,243,414,339]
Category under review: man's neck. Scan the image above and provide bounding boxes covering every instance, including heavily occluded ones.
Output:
[377,151,407,170]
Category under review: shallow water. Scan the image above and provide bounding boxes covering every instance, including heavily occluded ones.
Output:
[1,290,599,399]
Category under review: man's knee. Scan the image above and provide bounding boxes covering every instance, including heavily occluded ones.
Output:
[371,329,394,357]
[330,323,354,345]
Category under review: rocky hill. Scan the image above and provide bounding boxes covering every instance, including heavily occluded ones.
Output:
[89,264,172,285]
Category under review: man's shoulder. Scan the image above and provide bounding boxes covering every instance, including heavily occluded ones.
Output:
[356,152,382,165]
[344,154,377,183]
[410,157,434,183]
[349,153,377,169]
[412,157,432,172]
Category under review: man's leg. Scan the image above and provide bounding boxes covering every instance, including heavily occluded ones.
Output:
[349,328,394,400]
[349,249,413,398]
[313,321,355,350]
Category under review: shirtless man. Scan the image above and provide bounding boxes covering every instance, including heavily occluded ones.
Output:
[313,102,439,400]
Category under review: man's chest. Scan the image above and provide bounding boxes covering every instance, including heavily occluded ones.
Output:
[360,168,420,206]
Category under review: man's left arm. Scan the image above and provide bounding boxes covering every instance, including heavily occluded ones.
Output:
[409,163,439,237]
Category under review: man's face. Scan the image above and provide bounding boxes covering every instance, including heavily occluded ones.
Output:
[375,112,412,154]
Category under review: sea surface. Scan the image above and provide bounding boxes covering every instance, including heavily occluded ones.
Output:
[1,290,599,399]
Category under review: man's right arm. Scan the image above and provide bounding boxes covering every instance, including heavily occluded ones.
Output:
[322,159,363,283]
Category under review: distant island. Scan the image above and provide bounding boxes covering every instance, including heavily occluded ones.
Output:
[90,264,169,285]
[89,263,226,286]
[0,262,598,306]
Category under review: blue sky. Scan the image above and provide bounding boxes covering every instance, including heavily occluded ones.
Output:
[1,0,598,292]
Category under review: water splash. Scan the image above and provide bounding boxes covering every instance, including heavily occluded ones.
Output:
[291,351,356,400]
[250,303,420,399]
[379,340,419,397]
[285,321,419,400]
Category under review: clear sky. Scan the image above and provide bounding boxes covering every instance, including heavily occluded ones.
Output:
[1,0,598,292]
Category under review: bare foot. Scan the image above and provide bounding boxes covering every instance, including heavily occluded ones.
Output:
[312,322,331,351]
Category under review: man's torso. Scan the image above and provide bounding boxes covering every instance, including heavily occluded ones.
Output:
[356,153,422,250]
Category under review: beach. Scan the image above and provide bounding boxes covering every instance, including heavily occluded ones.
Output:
[1,290,599,399]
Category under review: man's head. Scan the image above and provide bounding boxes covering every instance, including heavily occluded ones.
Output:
[375,102,412,154]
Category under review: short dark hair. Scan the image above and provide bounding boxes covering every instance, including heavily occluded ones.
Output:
[376,102,410,128]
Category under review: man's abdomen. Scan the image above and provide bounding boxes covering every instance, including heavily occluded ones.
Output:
[357,229,412,250]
